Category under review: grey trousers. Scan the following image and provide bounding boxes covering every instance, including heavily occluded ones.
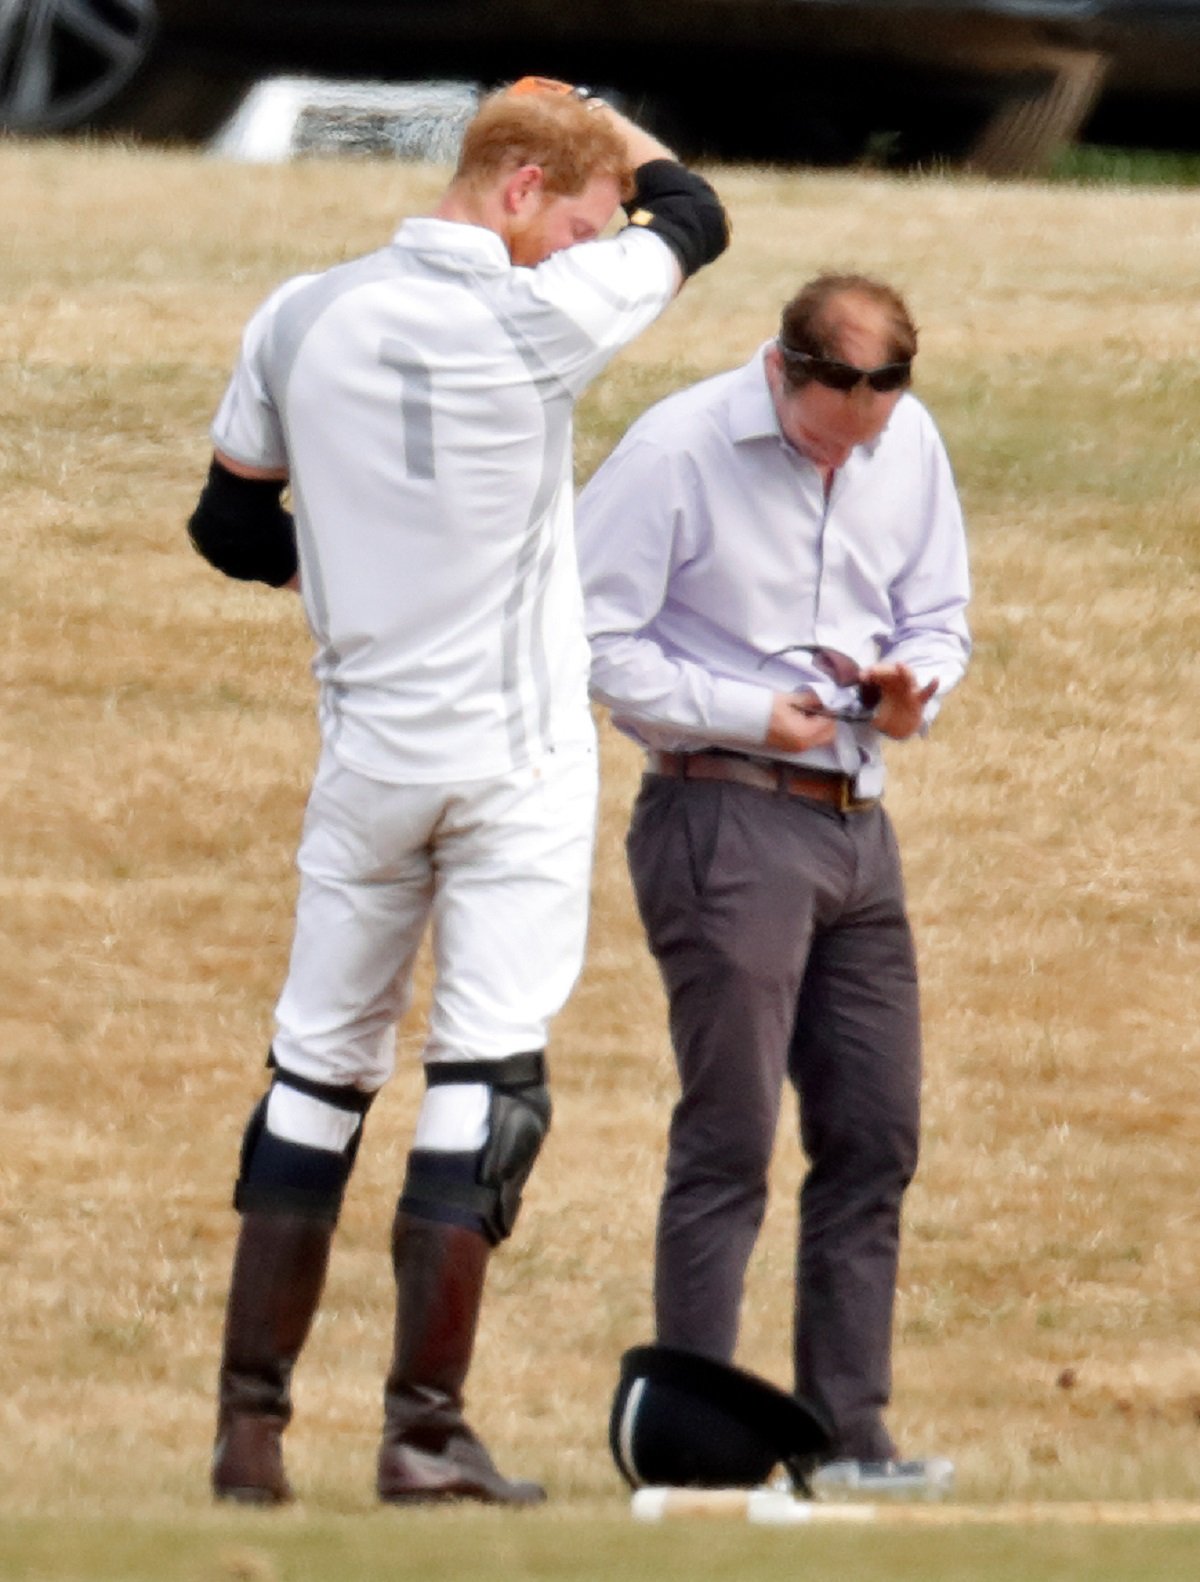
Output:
[627,772,922,1461]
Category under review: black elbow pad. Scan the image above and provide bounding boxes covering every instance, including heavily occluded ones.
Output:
[624,160,730,279]
[187,459,298,587]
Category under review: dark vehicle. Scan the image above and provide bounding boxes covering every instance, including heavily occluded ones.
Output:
[4,0,1200,172]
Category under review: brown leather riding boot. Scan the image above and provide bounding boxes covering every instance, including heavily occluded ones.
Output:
[212,1210,334,1505]
[376,1209,545,1506]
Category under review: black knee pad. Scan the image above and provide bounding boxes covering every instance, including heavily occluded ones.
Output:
[400,1052,551,1246]
[234,1062,375,1224]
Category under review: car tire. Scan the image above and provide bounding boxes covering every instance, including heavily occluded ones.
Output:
[0,0,249,139]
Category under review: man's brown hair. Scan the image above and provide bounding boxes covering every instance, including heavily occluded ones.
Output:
[456,89,635,201]
[778,273,918,388]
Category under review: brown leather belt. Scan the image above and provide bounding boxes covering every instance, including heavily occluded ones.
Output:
[647,750,878,812]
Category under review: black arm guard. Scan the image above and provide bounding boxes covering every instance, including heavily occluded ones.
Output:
[187,458,298,587]
[624,160,730,279]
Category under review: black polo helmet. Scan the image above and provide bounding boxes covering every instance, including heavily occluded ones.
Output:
[609,1344,832,1492]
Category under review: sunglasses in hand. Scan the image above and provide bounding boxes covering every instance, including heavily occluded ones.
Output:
[764,644,883,723]
[780,345,913,394]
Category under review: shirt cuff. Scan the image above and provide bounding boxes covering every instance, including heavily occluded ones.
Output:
[709,677,775,745]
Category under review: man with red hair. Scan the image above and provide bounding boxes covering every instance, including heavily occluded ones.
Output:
[188,78,727,1508]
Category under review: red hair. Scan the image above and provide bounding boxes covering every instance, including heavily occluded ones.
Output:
[456,89,634,202]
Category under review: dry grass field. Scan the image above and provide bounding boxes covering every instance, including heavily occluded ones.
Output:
[1,139,1199,1578]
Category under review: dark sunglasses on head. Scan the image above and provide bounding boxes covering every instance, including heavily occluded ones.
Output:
[761,643,882,722]
[780,344,912,395]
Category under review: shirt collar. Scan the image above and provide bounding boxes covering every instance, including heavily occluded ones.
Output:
[727,343,783,445]
[391,216,510,271]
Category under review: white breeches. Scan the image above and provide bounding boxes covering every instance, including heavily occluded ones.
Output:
[271,738,599,1093]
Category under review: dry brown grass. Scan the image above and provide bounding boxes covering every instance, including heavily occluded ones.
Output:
[2,141,1199,1521]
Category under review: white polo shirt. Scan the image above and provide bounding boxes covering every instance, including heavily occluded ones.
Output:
[212,217,678,783]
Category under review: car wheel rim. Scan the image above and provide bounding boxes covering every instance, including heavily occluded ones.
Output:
[0,0,157,130]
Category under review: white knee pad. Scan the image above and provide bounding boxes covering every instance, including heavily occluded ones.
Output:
[413,1081,491,1153]
[401,1053,551,1244]
[235,1059,375,1222]
[266,1083,363,1153]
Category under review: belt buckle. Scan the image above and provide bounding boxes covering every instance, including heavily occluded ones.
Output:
[842,778,877,813]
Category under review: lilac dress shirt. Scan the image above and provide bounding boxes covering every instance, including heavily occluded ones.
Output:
[576,346,971,797]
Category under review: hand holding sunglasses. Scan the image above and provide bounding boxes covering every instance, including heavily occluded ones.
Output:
[762,645,937,736]
[763,644,883,723]
[789,654,938,740]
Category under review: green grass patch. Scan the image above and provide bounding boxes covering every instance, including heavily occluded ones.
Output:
[1051,144,1200,187]
[3,1512,1200,1582]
